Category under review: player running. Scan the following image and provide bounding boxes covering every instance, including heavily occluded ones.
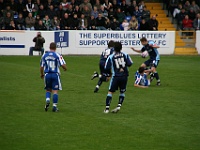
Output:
[103,42,133,113]
[40,42,67,112]
[91,40,115,93]
[131,37,161,86]
[134,67,150,88]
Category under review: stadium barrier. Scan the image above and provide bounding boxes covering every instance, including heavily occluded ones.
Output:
[196,31,200,54]
[0,30,191,56]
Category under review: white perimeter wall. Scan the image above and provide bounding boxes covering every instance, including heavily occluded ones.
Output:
[195,31,200,54]
[0,30,176,55]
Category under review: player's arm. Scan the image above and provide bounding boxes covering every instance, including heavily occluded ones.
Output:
[40,67,44,79]
[149,41,160,48]
[61,64,67,71]
[134,83,148,88]
[131,47,142,53]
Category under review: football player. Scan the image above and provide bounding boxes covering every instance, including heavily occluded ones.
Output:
[40,42,67,112]
[91,40,115,93]
[131,37,161,86]
[134,67,150,88]
[103,42,133,113]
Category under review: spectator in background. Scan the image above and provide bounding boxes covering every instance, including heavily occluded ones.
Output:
[139,19,149,30]
[0,0,6,14]
[60,0,69,11]
[128,16,138,30]
[102,0,112,11]
[0,16,4,30]
[182,14,194,36]
[51,16,60,30]
[74,5,82,18]
[96,13,106,30]
[60,13,72,30]
[66,4,74,18]
[112,0,120,12]
[173,3,183,18]
[15,13,25,30]
[94,0,101,11]
[46,5,57,20]
[190,1,200,14]
[88,15,96,30]
[4,12,13,29]
[16,0,26,18]
[141,6,150,21]
[116,8,126,23]
[35,19,47,30]
[184,1,191,12]
[10,0,17,13]
[128,0,137,16]
[138,0,145,12]
[108,8,115,20]
[99,5,108,18]
[35,14,41,27]
[44,0,55,10]
[110,17,120,30]
[148,15,158,30]
[133,6,142,23]
[188,8,196,20]
[38,4,46,19]
[5,20,18,30]
[82,5,91,20]
[177,8,187,29]
[56,4,65,19]
[72,13,79,29]
[25,12,35,30]
[70,0,77,9]
[120,0,128,15]
[91,6,99,19]
[3,5,14,18]
[167,0,179,17]
[29,32,45,56]
[122,19,129,31]
[193,13,200,30]
[79,0,93,13]
[105,18,111,30]
[79,13,88,30]
[26,0,37,17]
[43,15,51,30]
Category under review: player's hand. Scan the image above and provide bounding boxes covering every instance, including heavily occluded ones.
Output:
[40,74,44,79]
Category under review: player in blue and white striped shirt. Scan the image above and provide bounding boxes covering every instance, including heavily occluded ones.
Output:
[134,67,150,88]
[131,37,161,86]
[40,42,67,112]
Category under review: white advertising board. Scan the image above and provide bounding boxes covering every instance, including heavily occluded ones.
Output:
[0,30,175,55]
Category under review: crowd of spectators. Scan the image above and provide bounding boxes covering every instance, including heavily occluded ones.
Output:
[0,0,159,31]
[163,0,200,31]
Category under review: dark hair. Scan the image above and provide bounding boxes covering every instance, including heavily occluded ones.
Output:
[138,66,145,74]
[114,42,122,52]
[50,42,56,50]
[140,37,147,42]
[108,40,115,48]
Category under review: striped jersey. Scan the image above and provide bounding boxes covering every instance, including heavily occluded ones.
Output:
[40,51,66,74]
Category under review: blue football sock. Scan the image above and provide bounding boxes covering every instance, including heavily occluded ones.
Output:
[46,91,51,102]
[53,94,58,106]
[105,93,112,109]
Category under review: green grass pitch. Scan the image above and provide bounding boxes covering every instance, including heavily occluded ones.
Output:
[0,55,200,150]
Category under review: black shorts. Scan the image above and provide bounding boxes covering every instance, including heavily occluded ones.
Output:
[144,59,160,68]
[99,62,111,76]
[109,76,128,93]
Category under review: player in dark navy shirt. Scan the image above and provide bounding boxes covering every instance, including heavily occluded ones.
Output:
[40,42,67,112]
[91,40,115,93]
[103,42,133,113]
[131,37,161,86]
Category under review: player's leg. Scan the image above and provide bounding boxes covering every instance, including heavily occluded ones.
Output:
[44,73,52,111]
[104,77,117,113]
[150,60,160,85]
[51,73,62,112]
[94,63,107,92]
[111,76,127,113]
